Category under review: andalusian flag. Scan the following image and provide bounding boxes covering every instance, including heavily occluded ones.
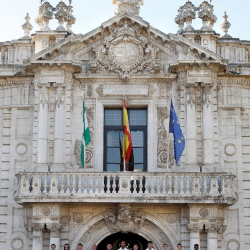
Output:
[81,101,91,168]
[123,100,132,164]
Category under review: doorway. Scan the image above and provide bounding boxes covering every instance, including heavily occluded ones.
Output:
[97,232,148,250]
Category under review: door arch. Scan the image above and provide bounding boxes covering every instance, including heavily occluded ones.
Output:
[97,232,148,250]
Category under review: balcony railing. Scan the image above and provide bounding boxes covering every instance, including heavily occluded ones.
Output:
[15,172,236,205]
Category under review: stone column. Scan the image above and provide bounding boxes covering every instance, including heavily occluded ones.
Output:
[37,83,49,164]
[53,83,65,166]
[188,224,202,250]
[186,87,199,172]
[206,224,220,250]
[48,224,61,249]
[31,224,44,250]
[202,83,214,172]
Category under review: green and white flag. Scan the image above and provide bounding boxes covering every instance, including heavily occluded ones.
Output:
[81,101,91,168]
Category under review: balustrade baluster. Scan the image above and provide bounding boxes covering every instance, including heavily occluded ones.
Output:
[162,175,167,194]
[144,176,149,194]
[168,176,172,194]
[138,176,142,194]
[65,175,70,194]
[156,176,161,194]
[107,175,111,193]
[150,177,155,194]
[44,175,47,193]
[180,176,184,194]
[72,175,76,194]
[174,176,178,194]
[100,175,104,194]
[203,176,207,194]
[83,176,88,194]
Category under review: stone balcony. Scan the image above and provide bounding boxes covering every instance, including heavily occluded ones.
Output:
[15,172,236,205]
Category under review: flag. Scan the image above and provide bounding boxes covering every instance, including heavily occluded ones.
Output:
[123,100,132,164]
[169,99,185,165]
[81,101,91,168]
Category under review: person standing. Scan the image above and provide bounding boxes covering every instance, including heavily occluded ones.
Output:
[163,244,168,250]
[146,241,155,250]
[51,244,56,250]
[92,244,97,250]
[64,244,70,250]
[133,243,139,250]
[78,243,83,250]
[194,244,199,250]
[118,241,128,250]
[107,243,112,250]
[177,244,182,250]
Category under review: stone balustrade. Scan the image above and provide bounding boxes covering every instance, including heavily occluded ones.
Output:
[15,172,236,205]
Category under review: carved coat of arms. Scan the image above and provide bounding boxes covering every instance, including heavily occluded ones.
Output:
[89,23,161,81]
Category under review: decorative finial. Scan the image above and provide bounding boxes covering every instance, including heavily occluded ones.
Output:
[175,1,196,32]
[35,1,53,31]
[65,4,76,34]
[112,0,144,16]
[220,11,232,38]
[69,0,72,5]
[198,1,217,31]
[55,1,68,31]
[21,13,33,39]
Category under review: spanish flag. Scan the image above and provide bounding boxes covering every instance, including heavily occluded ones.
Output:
[123,100,132,164]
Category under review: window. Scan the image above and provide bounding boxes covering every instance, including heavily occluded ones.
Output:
[104,108,147,172]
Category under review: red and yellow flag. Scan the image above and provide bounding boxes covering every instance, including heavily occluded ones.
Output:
[123,100,132,164]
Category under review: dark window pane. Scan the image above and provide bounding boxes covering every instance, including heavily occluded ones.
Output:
[107,148,122,163]
[107,164,121,172]
[107,131,123,147]
[134,164,144,171]
[105,109,122,126]
[131,131,144,147]
[129,110,147,126]
[133,148,143,163]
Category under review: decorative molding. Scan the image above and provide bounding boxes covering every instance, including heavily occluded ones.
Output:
[41,206,50,216]
[11,237,24,250]
[167,215,177,224]
[227,239,240,250]
[157,107,174,168]
[224,143,237,157]
[199,208,209,218]
[74,213,84,224]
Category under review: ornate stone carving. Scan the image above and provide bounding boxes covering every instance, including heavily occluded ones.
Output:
[199,208,209,218]
[96,84,103,97]
[87,84,93,97]
[157,107,174,168]
[167,215,177,224]
[74,213,83,224]
[35,2,54,31]
[104,204,145,233]
[30,223,44,232]
[47,223,61,232]
[74,107,94,168]
[112,0,144,16]
[205,223,222,233]
[188,223,203,233]
[224,143,237,157]
[38,83,49,108]
[65,5,76,34]
[89,24,162,81]
[55,84,65,108]
[81,231,91,243]
[202,87,212,108]
[198,1,217,31]
[186,90,196,108]
[55,1,67,31]
[41,206,51,216]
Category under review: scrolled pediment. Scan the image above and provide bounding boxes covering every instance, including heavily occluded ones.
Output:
[89,23,162,81]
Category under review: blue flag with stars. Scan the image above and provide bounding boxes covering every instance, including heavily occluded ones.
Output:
[169,99,185,165]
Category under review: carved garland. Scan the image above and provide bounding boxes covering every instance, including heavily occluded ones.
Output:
[157,107,174,168]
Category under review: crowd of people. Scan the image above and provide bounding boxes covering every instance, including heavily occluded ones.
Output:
[50,240,200,250]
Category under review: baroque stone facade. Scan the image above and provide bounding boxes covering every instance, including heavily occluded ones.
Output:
[0,1,249,250]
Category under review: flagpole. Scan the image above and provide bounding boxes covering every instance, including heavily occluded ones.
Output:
[123,97,126,172]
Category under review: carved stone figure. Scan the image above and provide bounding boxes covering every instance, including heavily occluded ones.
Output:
[112,0,144,16]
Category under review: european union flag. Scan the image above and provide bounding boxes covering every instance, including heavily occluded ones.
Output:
[169,99,185,165]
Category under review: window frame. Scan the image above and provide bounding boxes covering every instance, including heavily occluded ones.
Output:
[103,108,148,172]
